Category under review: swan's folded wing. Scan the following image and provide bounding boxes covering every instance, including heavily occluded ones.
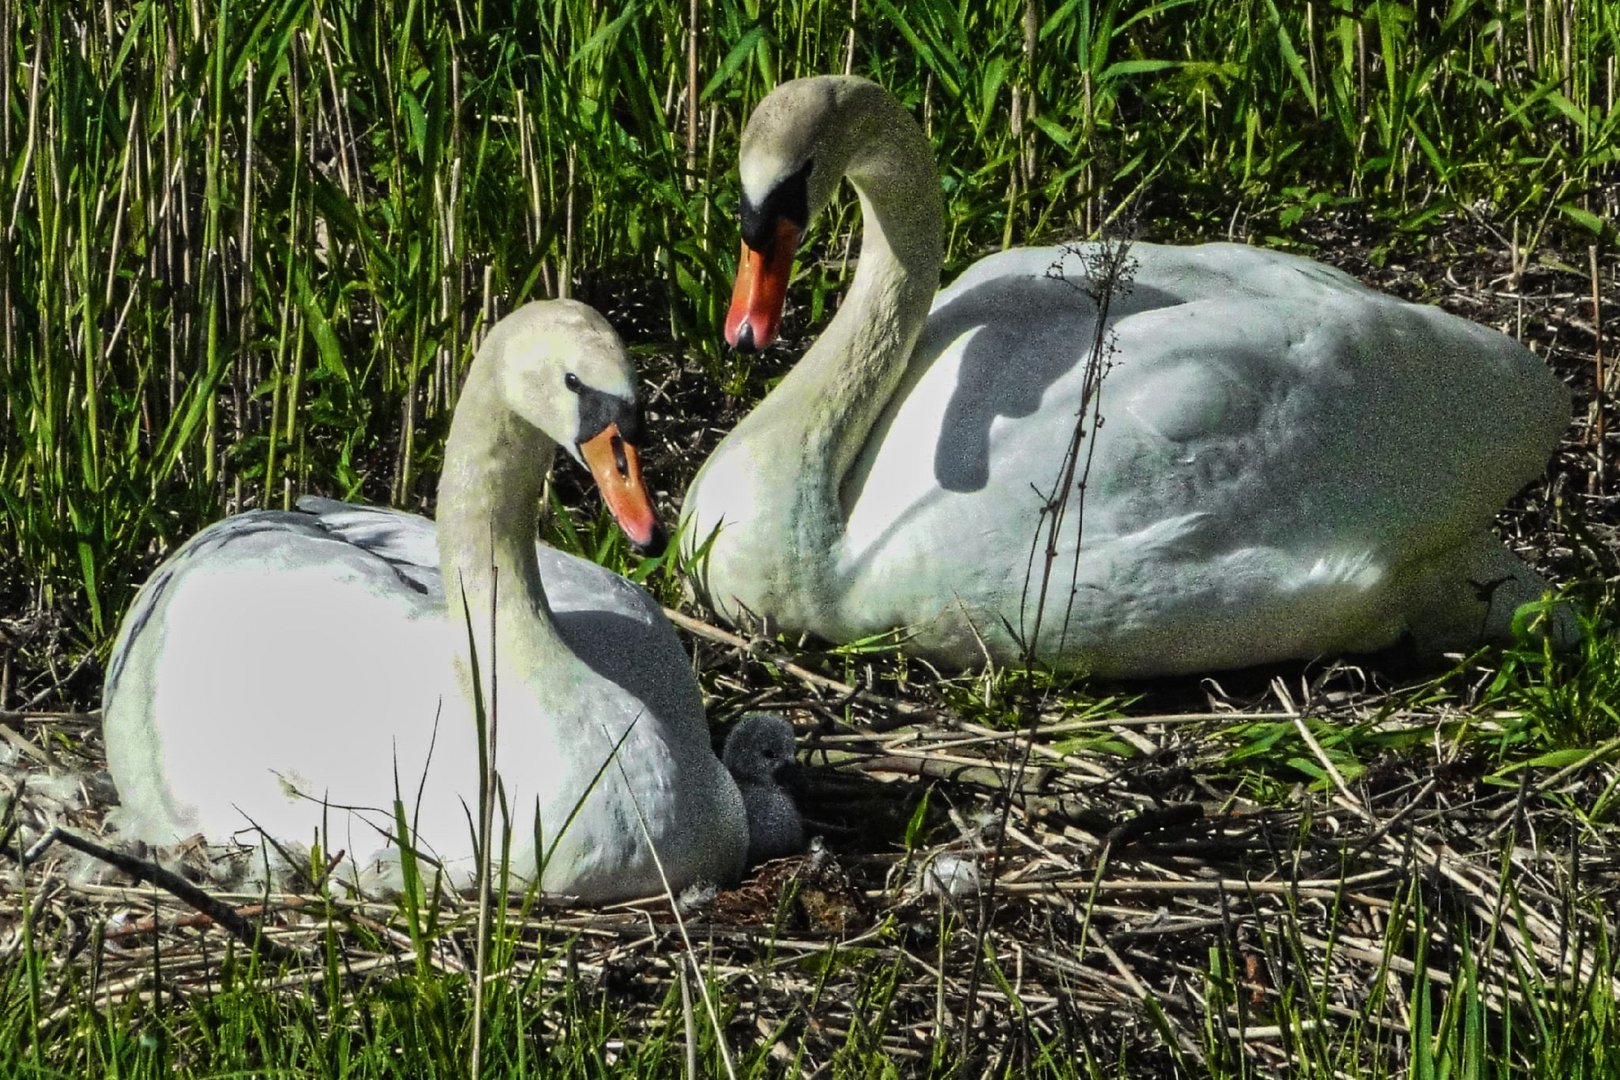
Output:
[295,497,442,596]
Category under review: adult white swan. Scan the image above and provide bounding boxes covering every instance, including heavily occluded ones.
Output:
[104,301,747,902]
[682,76,1571,678]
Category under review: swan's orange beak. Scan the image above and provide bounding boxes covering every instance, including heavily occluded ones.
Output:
[725,218,800,351]
[579,424,664,555]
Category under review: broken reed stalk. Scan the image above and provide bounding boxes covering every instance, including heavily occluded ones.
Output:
[469,567,500,1080]
[1592,245,1606,493]
[957,239,1131,1057]
[685,0,698,183]
[660,604,950,729]
[18,827,300,966]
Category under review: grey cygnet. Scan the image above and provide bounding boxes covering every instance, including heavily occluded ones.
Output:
[721,713,808,865]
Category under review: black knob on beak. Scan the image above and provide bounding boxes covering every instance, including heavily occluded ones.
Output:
[632,522,669,559]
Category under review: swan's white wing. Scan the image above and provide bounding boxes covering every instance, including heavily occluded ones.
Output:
[294,496,443,596]
[105,505,444,702]
[838,242,1568,673]
[292,494,678,632]
[104,497,724,881]
[293,496,701,717]
[102,504,461,850]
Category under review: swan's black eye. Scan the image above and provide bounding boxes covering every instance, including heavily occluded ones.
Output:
[564,372,582,392]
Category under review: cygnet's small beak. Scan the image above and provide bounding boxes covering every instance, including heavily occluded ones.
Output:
[775,758,809,799]
[724,217,800,351]
[579,424,665,555]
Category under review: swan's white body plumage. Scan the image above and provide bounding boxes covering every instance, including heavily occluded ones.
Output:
[835,242,1569,672]
[684,79,1570,677]
[105,302,747,901]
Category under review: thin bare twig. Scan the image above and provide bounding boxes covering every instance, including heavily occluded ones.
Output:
[18,827,302,966]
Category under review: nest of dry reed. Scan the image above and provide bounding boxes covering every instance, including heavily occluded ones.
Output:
[4,647,1618,1074]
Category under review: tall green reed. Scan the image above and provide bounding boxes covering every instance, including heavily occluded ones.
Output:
[2,0,1613,635]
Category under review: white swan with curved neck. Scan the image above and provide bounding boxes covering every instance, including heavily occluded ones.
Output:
[682,76,1571,677]
[104,301,747,901]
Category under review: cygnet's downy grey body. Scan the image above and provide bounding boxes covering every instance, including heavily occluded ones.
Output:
[722,713,808,865]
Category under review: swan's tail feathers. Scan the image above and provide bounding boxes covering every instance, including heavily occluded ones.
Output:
[1397,532,1577,654]
[1292,549,1388,595]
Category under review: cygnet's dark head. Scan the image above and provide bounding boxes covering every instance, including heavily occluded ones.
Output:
[723,713,805,792]
[723,713,808,864]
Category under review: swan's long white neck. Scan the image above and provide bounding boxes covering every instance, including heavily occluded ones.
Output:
[435,352,580,714]
[715,87,943,610]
